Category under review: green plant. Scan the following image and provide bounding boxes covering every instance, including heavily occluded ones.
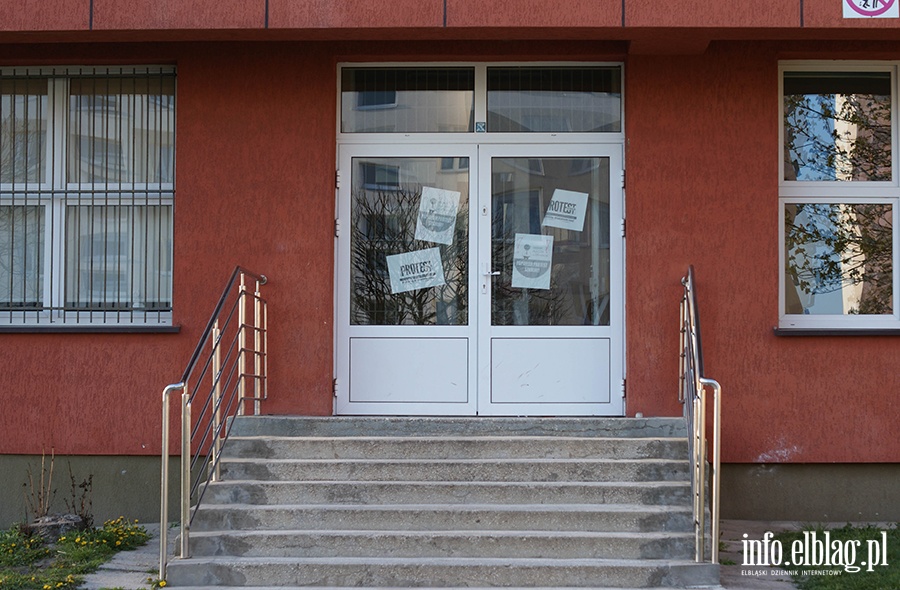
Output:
[775,523,900,590]
[0,527,50,568]
[0,517,149,590]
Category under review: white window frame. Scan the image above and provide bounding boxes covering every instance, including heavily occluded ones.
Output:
[336,62,626,146]
[779,61,900,330]
[0,66,175,328]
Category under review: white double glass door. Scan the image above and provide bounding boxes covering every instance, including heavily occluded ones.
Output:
[335,143,623,416]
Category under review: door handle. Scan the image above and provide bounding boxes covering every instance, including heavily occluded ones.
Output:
[483,270,500,277]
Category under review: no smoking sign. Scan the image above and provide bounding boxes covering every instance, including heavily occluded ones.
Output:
[843,0,899,18]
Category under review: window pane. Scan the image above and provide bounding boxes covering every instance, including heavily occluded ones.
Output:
[341,68,475,133]
[0,79,48,184]
[491,157,610,326]
[350,157,469,325]
[785,202,893,315]
[0,205,44,309]
[68,75,176,184]
[487,67,621,133]
[65,205,173,311]
[783,71,892,181]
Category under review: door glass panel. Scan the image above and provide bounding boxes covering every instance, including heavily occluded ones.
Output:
[491,157,609,326]
[350,157,469,325]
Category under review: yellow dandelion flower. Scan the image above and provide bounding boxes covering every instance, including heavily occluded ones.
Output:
[159,581,167,588]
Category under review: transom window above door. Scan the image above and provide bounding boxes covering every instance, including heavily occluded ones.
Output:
[339,64,622,135]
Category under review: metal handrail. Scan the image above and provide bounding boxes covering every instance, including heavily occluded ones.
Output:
[679,265,722,564]
[159,267,268,581]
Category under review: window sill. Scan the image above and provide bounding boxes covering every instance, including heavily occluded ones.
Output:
[774,327,900,336]
[0,325,181,334]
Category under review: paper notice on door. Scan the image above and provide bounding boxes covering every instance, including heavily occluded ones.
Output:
[511,234,554,290]
[415,186,461,245]
[541,189,589,232]
[387,247,446,294]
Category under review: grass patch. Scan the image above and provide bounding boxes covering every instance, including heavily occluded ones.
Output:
[775,523,900,590]
[0,517,149,590]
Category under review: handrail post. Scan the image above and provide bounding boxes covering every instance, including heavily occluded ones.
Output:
[158,267,268,581]
[262,300,268,402]
[696,385,707,561]
[159,382,183,582]
[254,280,262,415]
[180,388,191,560]
[211,322,222,482]
[680,267,722,565]
[701,377,723,564]
[238,273,247,415]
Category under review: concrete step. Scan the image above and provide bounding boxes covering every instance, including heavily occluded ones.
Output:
[203,479,692,506]
[218,458,690,483]
[175,415,714,588]
[165,556,720,588]
[222,435,689,461]
[190,503,694,533]
[187,529,696,560]
[229,416,688,439]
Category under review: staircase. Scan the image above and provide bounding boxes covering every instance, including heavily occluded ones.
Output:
[165,416,720,589]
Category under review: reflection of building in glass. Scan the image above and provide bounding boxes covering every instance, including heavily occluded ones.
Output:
[342,66,623,134]
[783,72,893,317]
[350,157,469,326]
[491,157,611,326]
[783,72,891,182]
[785,203,892,315]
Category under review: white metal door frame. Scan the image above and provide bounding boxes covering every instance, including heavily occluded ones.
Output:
[335,144,479,415]
[334,142,624,416]
[476,143,625,416]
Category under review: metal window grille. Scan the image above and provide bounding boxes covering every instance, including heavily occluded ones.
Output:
[0,66,176,326]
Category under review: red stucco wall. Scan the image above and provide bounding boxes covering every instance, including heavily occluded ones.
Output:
[0,38,897,466]
[0,42,337,457]
[626,41,900,463]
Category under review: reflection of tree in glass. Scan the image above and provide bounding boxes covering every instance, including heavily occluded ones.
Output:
[490,211,574,326]
[784,91,891,181]
[350,187,468,326]
[785,203,892,314]
[784,83,893,314]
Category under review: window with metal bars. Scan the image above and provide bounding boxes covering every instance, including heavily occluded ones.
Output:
[0,66,175,326]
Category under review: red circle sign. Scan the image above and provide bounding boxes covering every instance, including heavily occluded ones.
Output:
[846,0,896,16]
